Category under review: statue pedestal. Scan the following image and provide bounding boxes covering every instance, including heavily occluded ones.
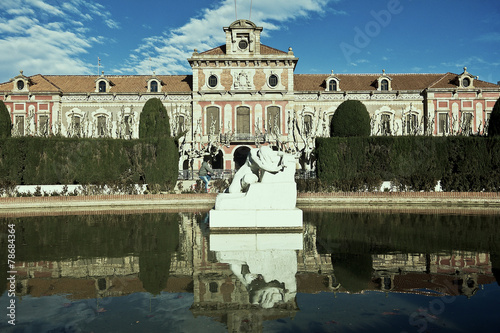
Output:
[210,207,302,230]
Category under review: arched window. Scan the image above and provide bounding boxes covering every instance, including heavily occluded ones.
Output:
[208,75,218,88]
[380,79,389,91]
[268,74,278,88]
[17,80,25,90]
[267,106,280,135]
[209,282,218,293]
[150,81,158,92]
[328,80,337,91]
[98,80,106,92]
[206,106,220,135]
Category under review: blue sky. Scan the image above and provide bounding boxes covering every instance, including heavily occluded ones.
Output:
[0,0,499,84]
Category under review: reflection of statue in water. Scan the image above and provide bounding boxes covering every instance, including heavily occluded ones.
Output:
[216,248,298,309]
[229,146,286,193]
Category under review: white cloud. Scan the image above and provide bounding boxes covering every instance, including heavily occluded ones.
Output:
[477,32,500,42]
[0,0,120,81]
[26,0,65,16]
[121,0,336,75]
[0,16,39,34]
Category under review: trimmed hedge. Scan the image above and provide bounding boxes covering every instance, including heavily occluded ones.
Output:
[139,98,171,139]
[330,100,371,137]
[0,100,11,139]
[0,137,179,189]
[489,97,500,137]
[316,136,500,191]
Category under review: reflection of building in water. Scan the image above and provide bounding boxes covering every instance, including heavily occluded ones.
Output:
[14,256,142,299]
[371,252,495,298]
[180,215,336,332]
[9,213,497,331]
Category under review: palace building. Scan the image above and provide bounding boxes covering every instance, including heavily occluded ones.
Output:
[1,19,499,175]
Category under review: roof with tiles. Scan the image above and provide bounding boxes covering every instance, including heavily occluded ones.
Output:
[428,72,499,89]
[199,43,288,56]
[294,73,499,92]
[0,74,192,94]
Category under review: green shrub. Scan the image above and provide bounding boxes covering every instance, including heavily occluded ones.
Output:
[488,97,500,137]
[0,101,11,139]
[316,136,500,192]
[0,137,179,189]
[139,98,171,139]
[330,100,371,137]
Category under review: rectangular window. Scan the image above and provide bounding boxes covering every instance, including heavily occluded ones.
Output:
[303,115,312,135]
[406,114,418,134]
[124,115,131,137]
[236,106,250,136]
[97,116,107,137]
[15,116,24,136]
[72,115,81,137]
[178,115,185,134]
[206,106,220,135]
[39,115,49,136]
[381,114,391,135]
[267,106,280,135]
[438,113,449,134]
[462,112,473,135]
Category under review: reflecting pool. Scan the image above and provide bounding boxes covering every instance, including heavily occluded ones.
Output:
[1,209,499,332]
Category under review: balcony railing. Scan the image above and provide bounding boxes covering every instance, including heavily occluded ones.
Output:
[178,169,316,180]
[219,133,267,143]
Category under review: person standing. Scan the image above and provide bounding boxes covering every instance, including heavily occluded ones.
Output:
[199,156,214,193]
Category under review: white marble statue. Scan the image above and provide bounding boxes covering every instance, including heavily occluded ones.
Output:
[228,145,288,193]
[214,146,298,211]
[210,145,302,228]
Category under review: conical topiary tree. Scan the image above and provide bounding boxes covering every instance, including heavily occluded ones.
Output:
[139,98,171,139]
[488,97,500,137]
[330,100,371,137]
[0,100,12,138]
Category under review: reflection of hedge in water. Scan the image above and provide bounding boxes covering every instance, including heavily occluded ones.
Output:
[308,211,500,292]
[0,213,180,295]
[308,211,500,254]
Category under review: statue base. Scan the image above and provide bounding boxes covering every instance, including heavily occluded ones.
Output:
[209,208,302,230]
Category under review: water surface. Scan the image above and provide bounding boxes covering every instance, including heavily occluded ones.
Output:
[1,209,499,332]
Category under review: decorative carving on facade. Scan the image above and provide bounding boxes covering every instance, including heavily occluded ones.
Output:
[114,95,141,101]
[371,93,397,100]
[233,71,252,90]
[88,95,114,102]
[319,94,344,100]
[295,94,318,100]
[346,94,371,100]
[399,93,422,100]
[61,95,88,102]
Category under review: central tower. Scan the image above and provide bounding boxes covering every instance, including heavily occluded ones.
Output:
[223,19,262,55]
